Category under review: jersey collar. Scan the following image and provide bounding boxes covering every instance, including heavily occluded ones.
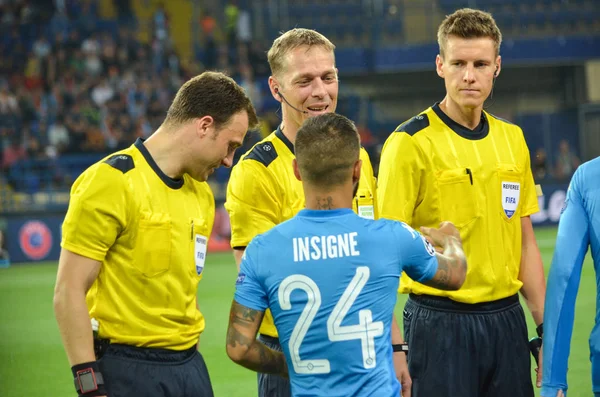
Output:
[431,102,489,140]
[134,138,184,189]
[275,126,295,154]
[297,208,355,218]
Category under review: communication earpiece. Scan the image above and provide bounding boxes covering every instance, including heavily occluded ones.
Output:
[494,67,499,78]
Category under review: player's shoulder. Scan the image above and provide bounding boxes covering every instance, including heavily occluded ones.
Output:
[241,133,279,168]
[394,111,431,136]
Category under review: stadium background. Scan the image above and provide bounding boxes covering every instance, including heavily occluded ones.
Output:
[0,0,599,395]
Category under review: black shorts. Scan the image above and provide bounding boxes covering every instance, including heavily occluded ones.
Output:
[403,294,534,397]
[257,334,291,397]
[98,343,214,397]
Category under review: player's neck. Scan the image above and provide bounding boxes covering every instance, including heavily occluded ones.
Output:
[439,96,483,130]
[304,187,353,211]
[143,125,186,179]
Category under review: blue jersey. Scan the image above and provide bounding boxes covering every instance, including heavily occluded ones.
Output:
[235,208,438,397]
[542,157,600,397]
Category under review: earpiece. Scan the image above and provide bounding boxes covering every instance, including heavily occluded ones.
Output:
[494,67,499,78]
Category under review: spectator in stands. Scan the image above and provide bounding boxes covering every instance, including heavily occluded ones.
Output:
[2,135,26,170]
[555,139,580,181]
[533,147,550,181]
[48,115,70,154]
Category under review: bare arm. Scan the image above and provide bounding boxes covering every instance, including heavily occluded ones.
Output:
[53,248,101,366]
[519,216,546,325]
[226,300,288,377]
[233,248,245,272]
[420,222,467,291]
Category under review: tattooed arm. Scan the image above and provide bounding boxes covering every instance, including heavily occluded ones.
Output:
[226,300,288,377]
[420,221,467,291]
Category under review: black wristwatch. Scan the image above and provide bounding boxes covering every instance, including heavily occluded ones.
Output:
[536,323,544,338]
[72,361,106,396]
[392,343,409,354]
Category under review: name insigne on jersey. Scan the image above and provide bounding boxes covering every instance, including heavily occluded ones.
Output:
[293,232,360,262]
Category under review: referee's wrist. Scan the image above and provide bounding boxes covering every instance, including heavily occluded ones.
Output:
[392,343,408,354]
[71,361,107,396]
[536,323,543,338]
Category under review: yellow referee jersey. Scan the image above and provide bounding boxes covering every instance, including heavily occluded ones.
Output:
[377,103,539,304]
[62,138,215,350]
[225,127,377,337]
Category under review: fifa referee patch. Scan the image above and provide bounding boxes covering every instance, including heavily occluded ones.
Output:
[194,234,208,275]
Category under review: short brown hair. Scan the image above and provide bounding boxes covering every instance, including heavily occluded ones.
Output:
[437,8,502,58]
[267,28,336,78]
[295,113,359,187]
[165,71,259,130]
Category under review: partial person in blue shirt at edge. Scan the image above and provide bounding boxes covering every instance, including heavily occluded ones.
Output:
[225,112,468,397]
[541,156,600,397]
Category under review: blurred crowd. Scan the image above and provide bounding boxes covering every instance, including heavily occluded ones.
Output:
[0,0,274,190]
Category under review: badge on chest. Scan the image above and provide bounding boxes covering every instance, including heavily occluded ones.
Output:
[501,181,521,219]
[194,234,208,275]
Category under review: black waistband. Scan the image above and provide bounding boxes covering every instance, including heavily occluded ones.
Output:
[408,293,520,314]
[258,334,280,345]
[105,343,198,362]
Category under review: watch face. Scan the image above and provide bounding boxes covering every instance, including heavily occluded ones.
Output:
[78,369,98,393]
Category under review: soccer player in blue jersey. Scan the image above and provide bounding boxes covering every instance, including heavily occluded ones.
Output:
[225,113,468,397]
[541,156,600,397]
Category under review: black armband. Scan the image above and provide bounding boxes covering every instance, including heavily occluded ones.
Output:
[536,323,543,338]
[71,361,107,396]
[392,343,409,353]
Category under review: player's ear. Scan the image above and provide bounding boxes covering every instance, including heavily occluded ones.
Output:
[293,159,302,181]
[435,54,444,78]
[352,159,362,184]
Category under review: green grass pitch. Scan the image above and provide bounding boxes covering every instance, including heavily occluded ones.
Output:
[0,226,595,396]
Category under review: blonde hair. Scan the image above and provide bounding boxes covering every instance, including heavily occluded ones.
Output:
[437,8,502,58]
[267,28,336,78]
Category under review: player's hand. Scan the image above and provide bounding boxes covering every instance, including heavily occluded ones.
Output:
[392,352,411,397]
[535,341,543,388]
[420,221,461,251]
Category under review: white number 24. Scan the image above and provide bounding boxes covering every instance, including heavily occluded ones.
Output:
[278,266,384,374]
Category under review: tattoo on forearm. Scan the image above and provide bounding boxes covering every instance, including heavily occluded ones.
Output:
[428,238,466,290]
[316,196,334,210]
[227,302,287,376]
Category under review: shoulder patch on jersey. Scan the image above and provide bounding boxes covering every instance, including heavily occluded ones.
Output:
[245,142,278,167]
[487,113,515,125]
[104,154,135,173]
[394,114,430,136]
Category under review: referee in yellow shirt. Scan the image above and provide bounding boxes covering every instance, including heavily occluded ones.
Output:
[53,72,258,397]
[378,9,546,397]
[225,29,410,397]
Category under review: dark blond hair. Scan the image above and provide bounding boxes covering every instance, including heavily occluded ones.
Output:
[437,8,502,58]
[267,28,336,78]
[295,113,359,187]
[165,71,259,130]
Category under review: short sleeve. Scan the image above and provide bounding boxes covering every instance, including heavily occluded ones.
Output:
[392,221,438,283]
[377,132,427,224]
[234,237,269,311]
[225,160,281,248]
[61,164,129,262]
